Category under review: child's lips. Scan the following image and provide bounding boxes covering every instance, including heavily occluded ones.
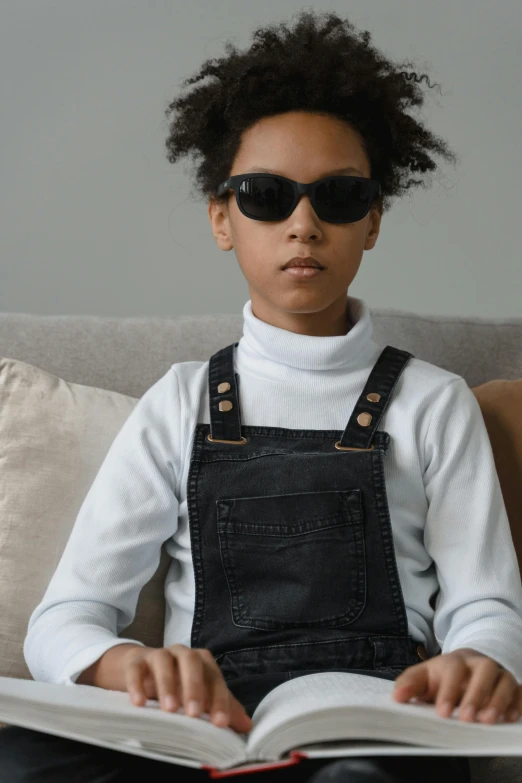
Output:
[283,267,323,278]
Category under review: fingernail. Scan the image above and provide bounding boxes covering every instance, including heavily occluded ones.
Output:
[130,691,142,705]
[186,699,200,717]
[164,695,177,711]
[507,709,520,722]
[438,701,453,717]
[212,711,228,726]
[459,705,475,721]
[482,708,497,722]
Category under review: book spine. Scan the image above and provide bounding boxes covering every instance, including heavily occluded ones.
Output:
[202,751,305,778]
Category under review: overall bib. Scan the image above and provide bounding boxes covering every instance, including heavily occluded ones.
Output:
[187,341,430,717]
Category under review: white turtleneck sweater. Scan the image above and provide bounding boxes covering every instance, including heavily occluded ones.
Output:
[24,296,522,686]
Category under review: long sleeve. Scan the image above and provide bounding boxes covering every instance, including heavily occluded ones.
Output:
[23,366,182,686]
[423,377,522,682]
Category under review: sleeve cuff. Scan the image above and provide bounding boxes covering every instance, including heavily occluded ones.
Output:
[59,638,146,687]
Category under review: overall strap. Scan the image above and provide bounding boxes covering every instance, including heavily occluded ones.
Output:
[336,345,413,451]
[208,343,244,444]
[207,343,413,448]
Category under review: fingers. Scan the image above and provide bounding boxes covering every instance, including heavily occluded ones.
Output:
[474,672,520,724]
[124,644,252,734]
[125,654,150,708]
[226,694,254,734]
[394,656,522,725]
[433,656,469,718]
[392,663,432,704]
[173,645,207,717]
[504,685,522,723]
[124,644,201,714]
[148,648,183,713]
[457,658,506,723]
[199,648,253,733]
[393,659,466,719]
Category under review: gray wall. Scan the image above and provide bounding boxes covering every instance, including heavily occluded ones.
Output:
[1,0,520,318]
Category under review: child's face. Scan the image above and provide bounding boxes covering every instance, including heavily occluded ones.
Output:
[208,110,382,332]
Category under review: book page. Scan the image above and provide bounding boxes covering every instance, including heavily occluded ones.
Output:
[245,671,522,761]
[0,676,247,769]
[247,671,393,757]
[251,671,394,727]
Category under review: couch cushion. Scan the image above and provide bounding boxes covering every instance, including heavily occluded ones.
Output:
[472,379,522,579]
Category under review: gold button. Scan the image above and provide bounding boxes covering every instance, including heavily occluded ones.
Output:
[357,412,372,427]
[366,393,381,403]
[217,382,231,393]
[219,400,233,412]
[417,644,429,661]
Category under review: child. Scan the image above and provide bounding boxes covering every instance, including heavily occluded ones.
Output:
[3,9,521,783]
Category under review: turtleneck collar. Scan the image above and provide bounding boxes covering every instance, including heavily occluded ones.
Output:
[237,295,375,372]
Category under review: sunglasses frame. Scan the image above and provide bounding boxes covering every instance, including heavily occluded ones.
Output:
[216,173,382,224]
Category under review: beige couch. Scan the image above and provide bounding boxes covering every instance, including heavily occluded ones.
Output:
[0,305,521,782]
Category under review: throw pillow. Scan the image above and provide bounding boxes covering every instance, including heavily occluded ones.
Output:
[0,358,169,692]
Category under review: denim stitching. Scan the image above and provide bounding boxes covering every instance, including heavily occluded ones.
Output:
[370,440,409,637]
[216,492,367,630]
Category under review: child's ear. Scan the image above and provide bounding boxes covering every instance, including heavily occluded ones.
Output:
[364,205,382,250]
[208,197,233,252]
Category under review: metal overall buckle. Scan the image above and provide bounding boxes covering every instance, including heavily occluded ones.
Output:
[208,385,380,450]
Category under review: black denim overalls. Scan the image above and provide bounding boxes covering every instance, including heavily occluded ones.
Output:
[187,341,430,716]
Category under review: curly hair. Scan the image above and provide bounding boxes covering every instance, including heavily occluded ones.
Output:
[163,9,459,214]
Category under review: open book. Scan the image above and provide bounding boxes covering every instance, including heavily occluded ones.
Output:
[1,671,521,778]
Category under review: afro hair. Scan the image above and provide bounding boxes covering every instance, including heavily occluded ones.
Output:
[163,9,460,214]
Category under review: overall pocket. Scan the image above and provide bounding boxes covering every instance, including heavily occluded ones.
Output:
[216,488,366,630]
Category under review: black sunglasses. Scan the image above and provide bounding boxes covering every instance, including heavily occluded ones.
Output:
[217,173,382,224]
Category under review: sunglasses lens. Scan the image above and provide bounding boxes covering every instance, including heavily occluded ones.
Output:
[236,175,374,222]
[238,176,295,220]
[313,177,372,222]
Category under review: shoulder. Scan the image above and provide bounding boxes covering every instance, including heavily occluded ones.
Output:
[401,355,464,403]
[170,359,210,400]
[394,356,486,470]
[382,348,477,448]
[139,360,209,403]
[378,343,464,407]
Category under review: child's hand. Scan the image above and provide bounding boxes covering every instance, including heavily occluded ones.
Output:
[121,643,253,734]
[392,647,522,724]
